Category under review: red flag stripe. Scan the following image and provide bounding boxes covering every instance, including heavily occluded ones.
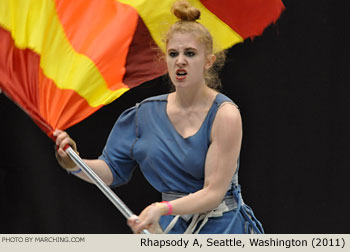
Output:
[0,27,51,135]
[200,0,285,39]
[0,27,101,138]
[123,16,167,88]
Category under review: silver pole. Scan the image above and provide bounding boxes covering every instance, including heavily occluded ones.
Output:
[66,146,150,234]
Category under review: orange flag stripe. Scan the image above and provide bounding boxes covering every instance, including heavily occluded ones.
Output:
[54,0,137,90]
[38,68,102,135]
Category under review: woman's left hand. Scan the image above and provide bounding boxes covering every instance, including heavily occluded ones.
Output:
[127,203,165,234]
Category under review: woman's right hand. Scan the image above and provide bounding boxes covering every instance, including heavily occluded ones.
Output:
[53,129,79,171]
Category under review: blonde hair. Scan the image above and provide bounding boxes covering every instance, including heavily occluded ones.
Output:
[166,0,226,90]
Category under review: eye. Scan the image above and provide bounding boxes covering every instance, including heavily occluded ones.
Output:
[168,51,178,57]
[185,51,196,57]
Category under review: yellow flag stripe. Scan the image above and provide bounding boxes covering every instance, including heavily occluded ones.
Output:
[118,0,243,52]
[0,0,129,107]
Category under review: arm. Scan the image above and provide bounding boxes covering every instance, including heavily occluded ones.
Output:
[130,103,242,233]
[54,130,114,186]
[171,103,242,213]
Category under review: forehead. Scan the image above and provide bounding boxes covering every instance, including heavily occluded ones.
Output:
[167,32,204,51]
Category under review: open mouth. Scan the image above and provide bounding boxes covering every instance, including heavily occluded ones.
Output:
[176,69,187,80]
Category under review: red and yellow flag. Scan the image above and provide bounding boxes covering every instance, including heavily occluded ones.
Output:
[0,0,284,139]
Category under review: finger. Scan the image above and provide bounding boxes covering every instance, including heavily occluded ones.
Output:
[134,219,152,234]
[55,131,69,146]
[136,224,152,234]
[58,136,76,153]
[128,215,139,225]
[127,215,140,234]
[70,139,77,152]
[59,137,71,150]
[57,148,69,158]
[53,129,63,137]
[56,144,75,160]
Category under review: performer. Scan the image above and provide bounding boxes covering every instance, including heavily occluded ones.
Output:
[55,0,263,234]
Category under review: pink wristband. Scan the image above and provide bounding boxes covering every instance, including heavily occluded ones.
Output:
[161,201,173,215]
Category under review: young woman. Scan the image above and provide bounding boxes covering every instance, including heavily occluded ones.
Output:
[55,0,263,234]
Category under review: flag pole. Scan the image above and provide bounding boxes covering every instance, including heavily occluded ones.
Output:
[65,146,150,234]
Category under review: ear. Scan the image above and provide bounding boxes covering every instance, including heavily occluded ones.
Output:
[205,54,216,70]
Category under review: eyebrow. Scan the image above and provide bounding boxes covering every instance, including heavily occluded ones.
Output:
[167,47,198,52]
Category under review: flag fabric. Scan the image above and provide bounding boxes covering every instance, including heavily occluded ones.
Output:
[0,0,284,139]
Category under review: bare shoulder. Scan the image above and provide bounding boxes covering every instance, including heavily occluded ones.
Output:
[211,102,242,142]
[215,102,241,126]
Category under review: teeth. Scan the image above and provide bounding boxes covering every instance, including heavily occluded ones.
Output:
[177,71,187,76]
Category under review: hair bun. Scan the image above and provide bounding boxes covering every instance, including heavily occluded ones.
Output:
[172,0,201,22]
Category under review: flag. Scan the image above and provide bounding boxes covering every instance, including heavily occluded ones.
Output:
[0,0,284,139]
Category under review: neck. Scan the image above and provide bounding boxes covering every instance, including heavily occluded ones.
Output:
[173,84,215,109]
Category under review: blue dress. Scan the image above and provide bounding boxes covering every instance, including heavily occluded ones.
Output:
[99,93,263,234]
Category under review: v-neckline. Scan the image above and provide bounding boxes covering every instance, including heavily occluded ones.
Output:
[164,93,218,140]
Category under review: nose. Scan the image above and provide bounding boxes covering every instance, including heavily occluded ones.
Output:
[176,53,186,67]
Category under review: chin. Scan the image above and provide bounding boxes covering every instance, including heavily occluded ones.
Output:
[170,77,185,87]
[173,81,190,89]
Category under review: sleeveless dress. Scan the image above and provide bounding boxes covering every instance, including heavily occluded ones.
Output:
[99,93,263,234]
